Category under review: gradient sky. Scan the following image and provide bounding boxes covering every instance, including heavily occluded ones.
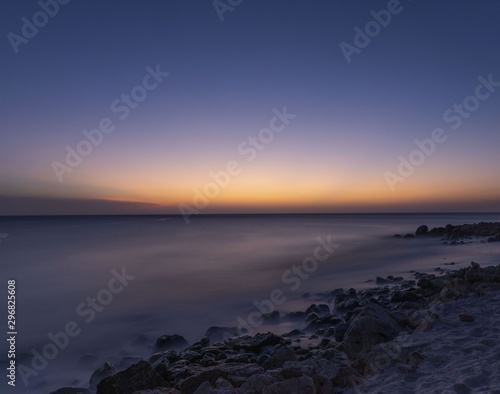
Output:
[1,0,500,215]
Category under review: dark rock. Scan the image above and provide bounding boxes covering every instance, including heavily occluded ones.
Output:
[305,303,330,318]
[149,349,179,365]
[90,362,116,389]
[459,314,475,322]
[403,234,415,239]
[334,322,349,342]
[391,289,422,303]
[116,356,143,371]
[415,225,429,235]
[262,345,296,369]
[342,302,402,359]
[232,332,285,353]
[177,363,263,393]
[205,327,238,344]
[282,329,304,338]
[50,388,90,394]
[154,335,189,352]
[96,361,167,394]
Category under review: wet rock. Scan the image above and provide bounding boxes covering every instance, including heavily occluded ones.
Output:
[90,362,116,389]
[154,335,189,352]
[96,361,167,394]
[239,374,277,393]
[261,376,315,394]
[205,327,238,344]
[116,355,143,371]
[262,345,296,369]
[177,363,264,393]
[232,332,285,353]
[390,289,422,303]
[342,302,402,359]
[305,304,330,318]
[415,225,429,235]
[334,322,349,342]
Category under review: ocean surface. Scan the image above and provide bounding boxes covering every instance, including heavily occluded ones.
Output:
[1,213,500,393]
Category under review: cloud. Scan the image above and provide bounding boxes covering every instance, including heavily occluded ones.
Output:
[0,195,163,215]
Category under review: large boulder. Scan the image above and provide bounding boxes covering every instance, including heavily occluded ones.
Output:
[96,361,167,394]
[342,302,402,359]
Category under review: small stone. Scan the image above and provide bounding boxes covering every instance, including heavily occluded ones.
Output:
[459,314,475,322]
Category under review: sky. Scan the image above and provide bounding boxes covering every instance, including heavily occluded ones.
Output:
[1,0,500,215]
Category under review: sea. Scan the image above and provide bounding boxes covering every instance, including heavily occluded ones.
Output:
[1,213,500,393]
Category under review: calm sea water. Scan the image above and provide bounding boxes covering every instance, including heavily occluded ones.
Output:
[1,213,500,392]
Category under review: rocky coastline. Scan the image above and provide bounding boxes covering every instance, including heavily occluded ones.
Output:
[52,224,500,394]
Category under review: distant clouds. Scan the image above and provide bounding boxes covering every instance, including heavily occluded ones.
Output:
[0,196,163,216]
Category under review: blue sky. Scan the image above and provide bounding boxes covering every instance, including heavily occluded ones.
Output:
[1,1,500,214]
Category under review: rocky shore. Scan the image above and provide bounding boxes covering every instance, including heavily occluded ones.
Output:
[51,224,500,394]
[394,221,500,243]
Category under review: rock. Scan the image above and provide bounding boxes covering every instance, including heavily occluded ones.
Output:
[470,261,480,269]
[390,289,422,303]
[133,390,181,394]
[90,362,116,389]
[282,329,304,338]
[205,327,238,344]
[177,363,264,393]
[50,388,90,394]
[232,332,284,353]
[96,361,167,394]
[415,225,429,235]
[459,314,475,322]
[262,376,315,394]
[150,349,180,365]
[154,335,189,352]
[342,302,402,359]
[305,304,330,318]
[403,234,415,239]
[116,356,143,371]
[262,345,296,369]
[334,322,349,342]
[407,351,424,368]
[239,374,277,393]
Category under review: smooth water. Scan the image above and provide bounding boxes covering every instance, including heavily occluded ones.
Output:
[1,213,500,393]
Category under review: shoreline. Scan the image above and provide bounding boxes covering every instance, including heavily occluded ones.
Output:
[50,223,500,394]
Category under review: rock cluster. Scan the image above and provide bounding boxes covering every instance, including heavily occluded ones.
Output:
[53,262,500,394]
[415,222,500,242]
